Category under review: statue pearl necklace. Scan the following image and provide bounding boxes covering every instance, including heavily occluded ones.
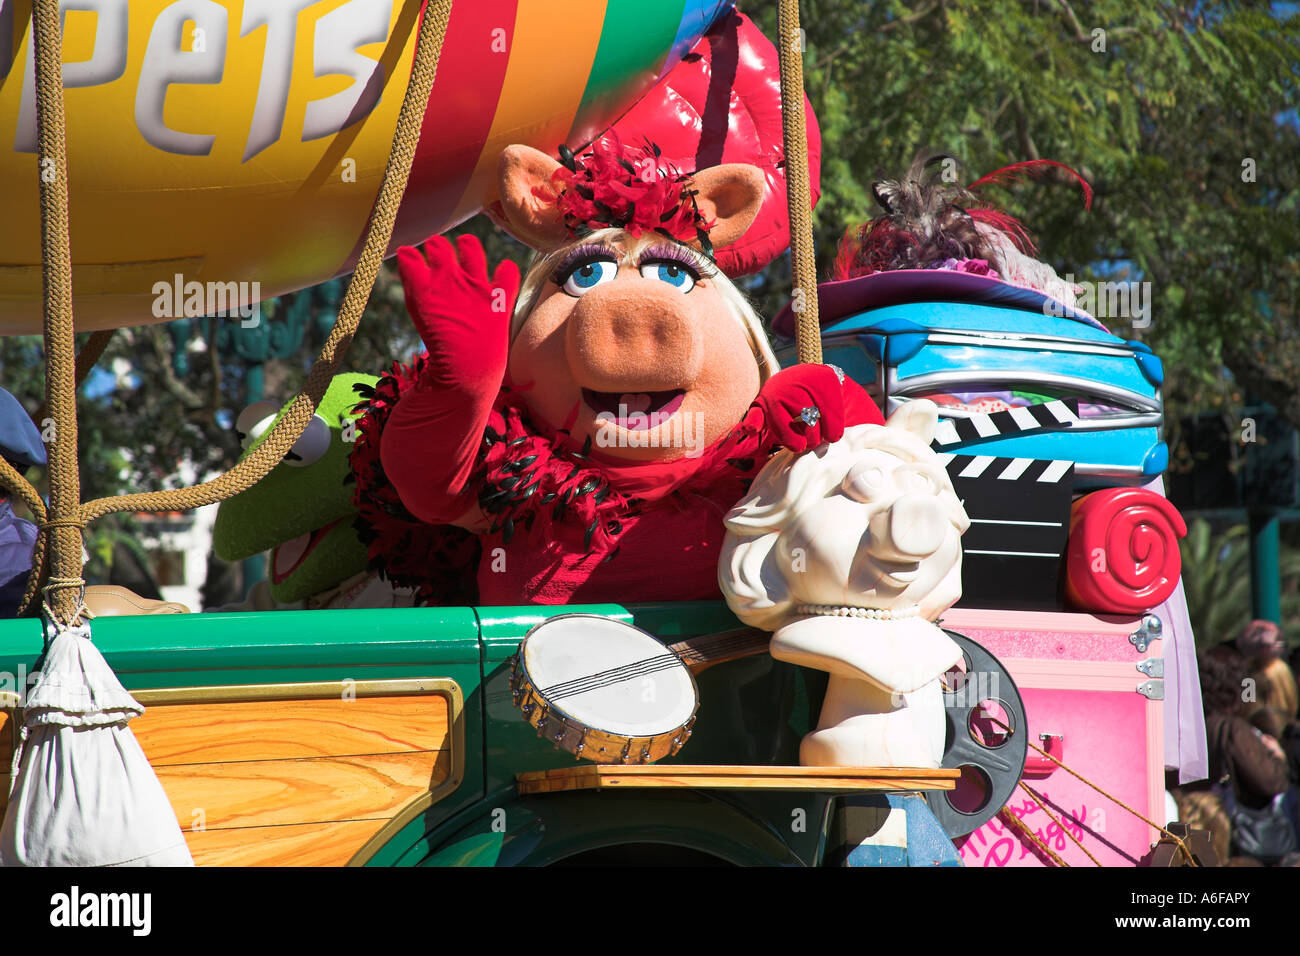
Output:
[795,604,921,620]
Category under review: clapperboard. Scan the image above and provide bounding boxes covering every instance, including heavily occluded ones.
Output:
[941,453,1075,610]
[926,401,1080,611]
[929,399,1080,450]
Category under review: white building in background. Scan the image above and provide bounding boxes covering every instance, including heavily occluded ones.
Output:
[132,502,220,611]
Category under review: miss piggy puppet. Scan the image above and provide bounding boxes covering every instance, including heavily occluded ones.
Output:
[351,136,882,605]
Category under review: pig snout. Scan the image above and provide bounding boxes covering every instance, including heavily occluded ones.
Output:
[565,283,702,390]
[868,493,949,560]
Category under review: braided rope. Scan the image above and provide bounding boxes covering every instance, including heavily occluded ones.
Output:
[2,328,111,616]
[1018,780,1104,866]
[991,713,1199,866]
[0,330,107,618]
[72,1,451,525]
[998,804,1070,867]
[777,0,822,365]
[72,330,115,385]
[25,0,452,622]
[0,459,46,522]
[1020,727,1198,866]
[17,529,48,618]
[31,0,81,624]
[33,328,116,425]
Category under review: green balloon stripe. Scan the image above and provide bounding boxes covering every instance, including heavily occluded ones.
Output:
[571,0,689,146]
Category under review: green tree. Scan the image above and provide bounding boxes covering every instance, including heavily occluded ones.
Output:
[1180,517,1300,647]
[744,0,1300,473]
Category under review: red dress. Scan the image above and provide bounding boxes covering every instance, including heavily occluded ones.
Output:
[349,357,882,607]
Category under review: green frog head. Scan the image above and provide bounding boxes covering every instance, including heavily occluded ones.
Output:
[212,373,376,603]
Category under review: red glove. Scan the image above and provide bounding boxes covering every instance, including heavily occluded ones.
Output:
[749,364,884,453]
[396,234,520,392]
[381,235,521,526]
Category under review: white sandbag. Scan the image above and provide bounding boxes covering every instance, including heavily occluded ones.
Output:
[0,620,192,867]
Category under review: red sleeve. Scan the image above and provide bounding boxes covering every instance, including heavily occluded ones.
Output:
[380,236,518,527]
[840,373,885,427]
[379,369,500,526]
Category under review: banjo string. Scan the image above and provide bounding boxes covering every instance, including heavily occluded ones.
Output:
[536,632,770,700]
[671,631,767,662]
[541,655,681,699]
[539,653,684,700]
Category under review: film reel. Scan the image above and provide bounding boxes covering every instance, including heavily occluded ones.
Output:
[930,629,1028,839]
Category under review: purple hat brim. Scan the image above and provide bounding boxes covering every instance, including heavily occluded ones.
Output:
[770,269,1107,339]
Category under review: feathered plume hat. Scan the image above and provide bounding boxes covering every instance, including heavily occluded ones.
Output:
[832,153,1093,312]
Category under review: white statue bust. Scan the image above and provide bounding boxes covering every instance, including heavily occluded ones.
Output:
[719,400,970,768]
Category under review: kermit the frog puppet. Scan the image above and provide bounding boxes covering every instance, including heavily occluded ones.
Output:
[211,373,413,611]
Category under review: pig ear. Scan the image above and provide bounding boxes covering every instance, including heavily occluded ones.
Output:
[886,399,938,445]
[691,164,764,250]
[494,145,571,249]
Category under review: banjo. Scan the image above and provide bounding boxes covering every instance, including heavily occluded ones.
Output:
[510,614,768,764]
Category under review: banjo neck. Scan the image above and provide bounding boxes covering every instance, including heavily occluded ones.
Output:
[667,627,770,673]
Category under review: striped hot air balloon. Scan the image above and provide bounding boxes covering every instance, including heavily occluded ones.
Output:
[0,0,736,332]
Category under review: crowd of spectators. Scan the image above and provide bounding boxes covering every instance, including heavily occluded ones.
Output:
[1174,621,1300,866]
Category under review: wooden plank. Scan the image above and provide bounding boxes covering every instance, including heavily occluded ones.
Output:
[516,764,959,796]
[133,695,450,766]
[156,749,450,831]
[183,819,383,867]
[519,774,956,795]
[596,773,955,792]
[525,764,960,780]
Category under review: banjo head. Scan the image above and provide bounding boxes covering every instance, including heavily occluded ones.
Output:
[512,614,699,764]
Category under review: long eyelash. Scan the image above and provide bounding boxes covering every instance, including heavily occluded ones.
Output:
[549,243,617,285]
[636,242,715,278]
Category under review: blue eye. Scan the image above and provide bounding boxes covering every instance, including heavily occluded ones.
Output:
[640,260,697,293]
[561,259,618,296]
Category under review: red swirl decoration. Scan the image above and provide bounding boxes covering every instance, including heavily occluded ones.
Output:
[1065,488,1188,615]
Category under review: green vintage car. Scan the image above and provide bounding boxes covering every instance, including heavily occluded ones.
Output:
[0,600,972,866]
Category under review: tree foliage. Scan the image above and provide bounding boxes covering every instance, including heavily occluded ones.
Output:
[745,0,1300,474]
[1179,517,1300,647]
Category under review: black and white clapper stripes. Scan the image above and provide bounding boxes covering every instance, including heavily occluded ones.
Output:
[938,453,1074,485]
[930,399,1080,450]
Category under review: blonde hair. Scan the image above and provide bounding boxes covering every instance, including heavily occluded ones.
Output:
[1252,657,1299,719]
[512,228,780,381]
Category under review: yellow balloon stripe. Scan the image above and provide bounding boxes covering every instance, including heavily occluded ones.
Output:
[0,0,727,332]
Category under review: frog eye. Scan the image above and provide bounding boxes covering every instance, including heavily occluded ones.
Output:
[284,415,331,467]
[561,259,618,296]
[235,400,281,449]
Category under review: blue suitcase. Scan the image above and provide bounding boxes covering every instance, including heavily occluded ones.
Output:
[772,272,1166,487]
